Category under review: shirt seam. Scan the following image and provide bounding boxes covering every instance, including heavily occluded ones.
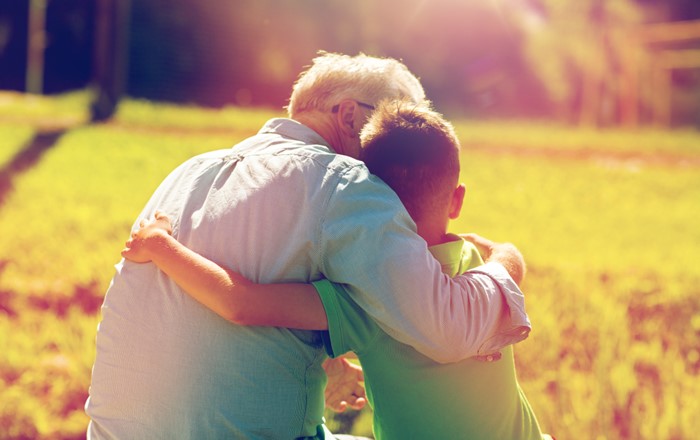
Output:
[313,163,366,274]
[315,280,347,357]
[299,341,327,439]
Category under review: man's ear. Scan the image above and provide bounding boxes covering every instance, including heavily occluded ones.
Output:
[334,100,360,137]
[448,184,466,220]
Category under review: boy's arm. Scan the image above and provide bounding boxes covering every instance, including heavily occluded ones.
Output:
[122,212,328,330]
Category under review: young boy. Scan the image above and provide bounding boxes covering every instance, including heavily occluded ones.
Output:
[123,100,548,439]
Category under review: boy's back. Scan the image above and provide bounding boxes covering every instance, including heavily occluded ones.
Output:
[314,237,542,439]
[314,100,542,439]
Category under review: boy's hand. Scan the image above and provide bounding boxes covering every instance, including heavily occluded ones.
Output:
[460,233,495,260]
[460,233,526,285]
[322,357,367,413]
[121,211,173,263]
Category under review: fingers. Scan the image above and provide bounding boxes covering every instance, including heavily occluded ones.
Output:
[329,400,348,413]
[121,238,135,257]
[153,211,173,235]
[325,380,366,412]
[354,365,365,382]
[459,233,495,259]
[139,211,169,228]
[121,245,133,259]
[460,233,492,248]
[322,357,367,413]
[326,394,366,413]
[347,396,367,411]
[134,212,172,237]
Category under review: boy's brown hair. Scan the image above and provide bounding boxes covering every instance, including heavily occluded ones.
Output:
[360,100,461,222]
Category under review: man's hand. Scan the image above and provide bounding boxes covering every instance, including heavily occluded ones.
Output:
[322,357,367,413]
[461,233,526,285]
[121,211,173,263]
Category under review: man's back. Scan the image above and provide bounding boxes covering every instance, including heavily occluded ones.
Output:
[87,118,528,439]
[87,120,359,438]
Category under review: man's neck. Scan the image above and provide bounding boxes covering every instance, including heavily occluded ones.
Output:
[294,112,345,155]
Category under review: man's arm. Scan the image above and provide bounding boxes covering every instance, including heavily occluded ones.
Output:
[123,214,366,413]
[121,212,328,330]
[318,172,530,363]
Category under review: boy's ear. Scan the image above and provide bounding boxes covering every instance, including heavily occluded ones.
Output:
[448,184,466,220]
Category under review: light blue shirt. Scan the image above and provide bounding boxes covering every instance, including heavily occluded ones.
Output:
[86,118,526,439]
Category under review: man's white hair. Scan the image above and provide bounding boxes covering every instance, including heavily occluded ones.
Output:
[287,52,426,117]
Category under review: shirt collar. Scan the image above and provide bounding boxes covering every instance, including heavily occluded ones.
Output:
[258,118,335,153]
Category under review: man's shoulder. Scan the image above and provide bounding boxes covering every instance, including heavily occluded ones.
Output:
[320,151,367,177]
[235,118,399,204]
[272,142,376,189]
[244,118,369,175]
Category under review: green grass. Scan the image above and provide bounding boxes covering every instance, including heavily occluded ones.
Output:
[0,309,97,439]
[0,124,245,297]
[0,91,91,127]
[450,146,700,438]
[0,94,698,439]
[0,124,35,168]
[114,99,284,132]
[454,120,700,156]
[454,150,700,277]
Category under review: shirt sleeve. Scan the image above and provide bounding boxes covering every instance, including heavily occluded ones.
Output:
[313,279,380,359]
[318,169,526,363]
[467,262,531,356]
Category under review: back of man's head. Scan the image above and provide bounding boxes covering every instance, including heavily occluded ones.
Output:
[360,100,461,223]
[287,52,425,117]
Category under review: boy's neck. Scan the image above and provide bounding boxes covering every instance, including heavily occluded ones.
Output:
[416,222,454,247]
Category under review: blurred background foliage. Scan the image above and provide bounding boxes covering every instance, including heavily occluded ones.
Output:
[1,0,700,439]
[1,0,700,126]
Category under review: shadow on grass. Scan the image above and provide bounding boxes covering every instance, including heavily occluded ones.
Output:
[0,129,74,317]
[0,129,66,207]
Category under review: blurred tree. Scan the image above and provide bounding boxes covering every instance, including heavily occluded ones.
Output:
[84,0,700,124]
[372,0,527,116]
[5,0,698,125]
[44,0,94,93]
[503,0,644,126]
[91,0,129,121]
[0,2,28,91]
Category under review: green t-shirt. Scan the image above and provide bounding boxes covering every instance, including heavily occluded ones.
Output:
[314,236,543,440]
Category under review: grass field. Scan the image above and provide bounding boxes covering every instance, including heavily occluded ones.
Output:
[0,92,699,439]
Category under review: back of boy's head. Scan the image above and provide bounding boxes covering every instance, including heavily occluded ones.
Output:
[360,100,461,222]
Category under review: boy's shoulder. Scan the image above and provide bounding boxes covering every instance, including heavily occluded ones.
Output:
[428,235,484,277]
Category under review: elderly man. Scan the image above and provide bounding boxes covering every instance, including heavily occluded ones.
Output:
[86,52,528,439]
